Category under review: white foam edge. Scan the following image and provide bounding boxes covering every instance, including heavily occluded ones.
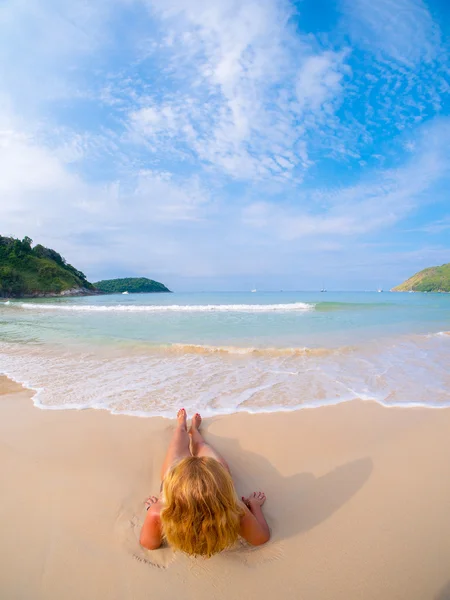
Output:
[2,369,450,420]
[2,301,315,313]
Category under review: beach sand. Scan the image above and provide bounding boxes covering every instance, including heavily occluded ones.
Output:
[1,375,450,599]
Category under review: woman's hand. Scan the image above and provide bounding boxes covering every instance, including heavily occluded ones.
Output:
[239,492,270,546]
[242,491,266,509]
[144,495,159,511]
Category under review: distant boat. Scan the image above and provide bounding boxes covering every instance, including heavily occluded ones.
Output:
[377,288,383,293]
[251,289,257,293]
[122,291,129,295]
[320,288,326,292]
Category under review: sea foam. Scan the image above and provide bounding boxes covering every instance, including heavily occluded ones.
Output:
[1,331,449,418]
[8,301,315,313]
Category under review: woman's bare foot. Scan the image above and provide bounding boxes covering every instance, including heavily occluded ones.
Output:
[190,412,202,433]
[177,408,187,430]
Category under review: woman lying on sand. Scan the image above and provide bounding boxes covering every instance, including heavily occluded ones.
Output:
[140,409,270,557]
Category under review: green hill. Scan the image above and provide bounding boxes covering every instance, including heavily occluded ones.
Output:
[93,277,171,294]
[0,236,96,298]
[392,263,450,292]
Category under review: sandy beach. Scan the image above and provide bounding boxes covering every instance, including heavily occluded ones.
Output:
[1,375,450,600]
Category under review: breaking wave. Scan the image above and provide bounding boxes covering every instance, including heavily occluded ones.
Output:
[165,343,348,356]
[3,301,315,313]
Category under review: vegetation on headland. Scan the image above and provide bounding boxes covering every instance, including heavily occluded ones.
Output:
[392,263,450,292]
[0,236,171,298]
[93,277,171,294]
[0,236,96,298]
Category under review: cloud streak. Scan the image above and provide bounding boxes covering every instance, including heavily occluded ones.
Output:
[242,118,450,240]
[342,0,441,65]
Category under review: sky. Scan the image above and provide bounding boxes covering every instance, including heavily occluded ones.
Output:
[0,0,449,291]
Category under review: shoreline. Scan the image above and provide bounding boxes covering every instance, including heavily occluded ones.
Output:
[2,374,450,599]
[3,368,450,419]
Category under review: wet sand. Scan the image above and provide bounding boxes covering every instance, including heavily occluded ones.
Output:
[1,375,450,599]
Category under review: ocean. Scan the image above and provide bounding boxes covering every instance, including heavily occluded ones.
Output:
[1,291,449,416]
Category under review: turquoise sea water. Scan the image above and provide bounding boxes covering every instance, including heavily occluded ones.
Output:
[1,291,449,416]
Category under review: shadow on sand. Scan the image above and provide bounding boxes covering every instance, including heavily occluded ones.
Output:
[436,581,450,600]
[205,431,373,541]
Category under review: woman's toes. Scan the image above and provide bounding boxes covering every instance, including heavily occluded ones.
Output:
[192,412,202,429]
[177,408,187,427]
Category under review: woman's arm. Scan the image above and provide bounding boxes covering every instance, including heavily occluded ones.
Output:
[139,496,163,550]
[239,492,270,546]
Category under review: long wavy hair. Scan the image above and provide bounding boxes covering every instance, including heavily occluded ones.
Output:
[160,456,245,557]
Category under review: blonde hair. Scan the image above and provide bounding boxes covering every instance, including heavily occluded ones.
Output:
[160,456,245,557]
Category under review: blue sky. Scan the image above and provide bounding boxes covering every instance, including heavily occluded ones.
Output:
[0,0,449,291]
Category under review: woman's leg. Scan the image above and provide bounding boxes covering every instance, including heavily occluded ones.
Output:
[189,413,231,474]
[160,408,192,480]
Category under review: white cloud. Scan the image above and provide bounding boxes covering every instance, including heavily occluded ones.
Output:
[132,170,210,221]
[0,130,70,197]
[130,106,178,138]
[342,0,441,66]
[411,217,450,234]
[0,104,212,276]
[124,0,352,181]
[0,1,117,112]
[296,51,350,113]
[339,0,447,137]
[242,118,450,241]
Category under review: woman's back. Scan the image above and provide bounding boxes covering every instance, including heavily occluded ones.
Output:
[160,456,244,557]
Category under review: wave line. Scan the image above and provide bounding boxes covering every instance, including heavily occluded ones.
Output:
[5,302,315,313]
